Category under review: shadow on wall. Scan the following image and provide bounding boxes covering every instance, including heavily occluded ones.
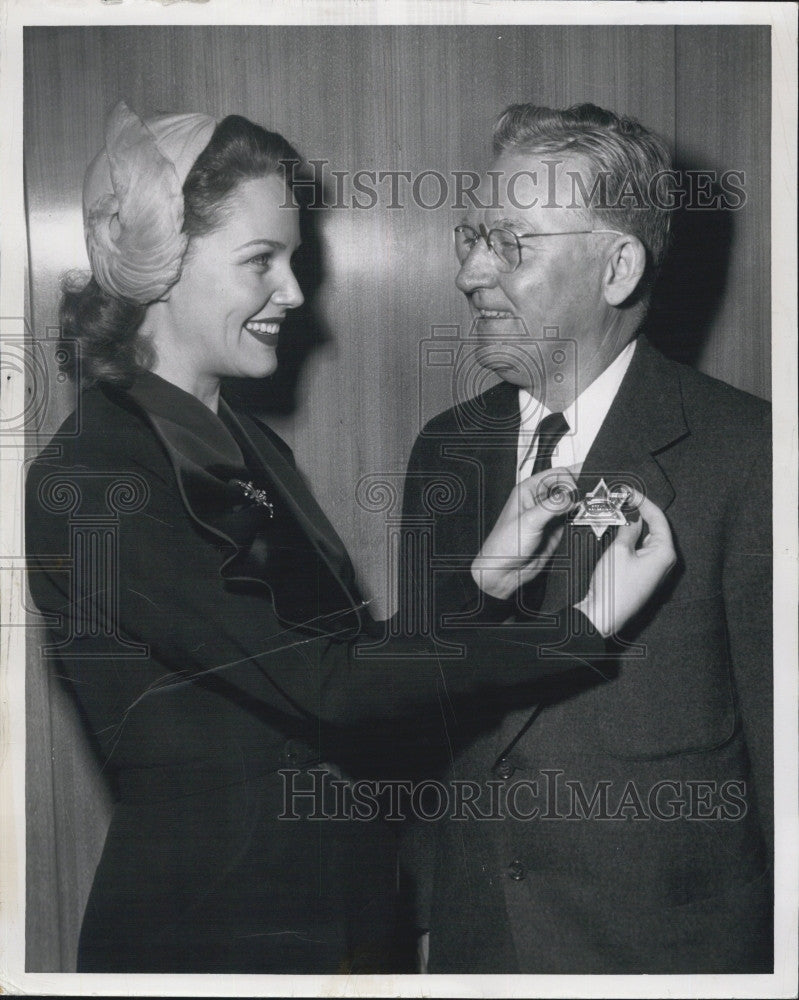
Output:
[222,170,332,417]
[644,162,735,367]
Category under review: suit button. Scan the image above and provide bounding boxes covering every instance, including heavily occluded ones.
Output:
[493,756,515,780]
[506,859,526,881]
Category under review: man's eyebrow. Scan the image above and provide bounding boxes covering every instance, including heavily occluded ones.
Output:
[494,218,532,233]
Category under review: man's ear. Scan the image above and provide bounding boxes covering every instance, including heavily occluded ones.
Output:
[602,235,647,306]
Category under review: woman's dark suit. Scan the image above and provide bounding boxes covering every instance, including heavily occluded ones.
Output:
[25,372,604,973]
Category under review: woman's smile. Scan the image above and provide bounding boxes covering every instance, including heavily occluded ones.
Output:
[244,317,283,343]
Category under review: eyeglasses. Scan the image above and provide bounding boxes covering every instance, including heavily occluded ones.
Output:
[454,222,625,273]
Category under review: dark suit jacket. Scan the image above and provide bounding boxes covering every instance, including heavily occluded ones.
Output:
[25,372,606,973]
[401,336,772,973]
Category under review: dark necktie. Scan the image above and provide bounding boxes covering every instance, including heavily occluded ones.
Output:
[527,411,570,476]
[519,411,570,612]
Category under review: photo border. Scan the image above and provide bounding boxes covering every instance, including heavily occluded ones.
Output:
[1,2,796,997]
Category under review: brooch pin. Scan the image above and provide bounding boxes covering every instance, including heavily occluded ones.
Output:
[572,479,631,538]
[231,479,275,518]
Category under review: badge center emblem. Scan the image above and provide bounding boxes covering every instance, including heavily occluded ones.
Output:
[572,478,630,538]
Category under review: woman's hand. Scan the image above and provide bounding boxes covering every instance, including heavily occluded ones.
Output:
[576,492,677,637]
[471,467,578,600]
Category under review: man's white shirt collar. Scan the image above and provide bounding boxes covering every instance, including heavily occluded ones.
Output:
[516,338,637,481]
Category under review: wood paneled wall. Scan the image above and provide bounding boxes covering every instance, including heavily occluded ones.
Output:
[23,24,771,970]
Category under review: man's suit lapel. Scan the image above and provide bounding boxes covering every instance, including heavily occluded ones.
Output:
[541,336,687,611]
[577,337,684,509]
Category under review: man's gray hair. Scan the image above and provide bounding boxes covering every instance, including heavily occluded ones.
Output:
[493,103,673,274]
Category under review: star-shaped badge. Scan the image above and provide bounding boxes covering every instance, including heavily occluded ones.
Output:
[572,479,630,538]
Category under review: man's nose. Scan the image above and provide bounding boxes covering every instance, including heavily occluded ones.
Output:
[455,241,499,293]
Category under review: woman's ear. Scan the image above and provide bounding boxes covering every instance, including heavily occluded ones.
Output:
[602,235,647,306]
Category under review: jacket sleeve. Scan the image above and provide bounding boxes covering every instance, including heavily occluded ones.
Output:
[25,443,608,736]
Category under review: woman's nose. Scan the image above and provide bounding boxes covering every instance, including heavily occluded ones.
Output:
[273,265,305,309]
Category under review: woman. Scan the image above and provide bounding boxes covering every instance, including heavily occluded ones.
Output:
[25,102,676,973]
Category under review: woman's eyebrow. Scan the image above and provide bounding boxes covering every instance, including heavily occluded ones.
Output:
[235,238,286,251]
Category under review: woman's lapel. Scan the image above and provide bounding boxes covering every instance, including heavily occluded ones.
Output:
[118,377,366,635]
[220,402,352,572]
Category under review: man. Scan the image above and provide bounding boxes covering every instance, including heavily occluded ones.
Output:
[400,103,772,973]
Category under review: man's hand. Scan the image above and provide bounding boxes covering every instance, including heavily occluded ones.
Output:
[471,467,578,600]
[577,492,677,637]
